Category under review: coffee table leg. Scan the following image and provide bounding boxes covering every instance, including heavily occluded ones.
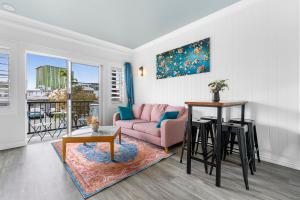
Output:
[110,141,114,161]
[62,140,66,162]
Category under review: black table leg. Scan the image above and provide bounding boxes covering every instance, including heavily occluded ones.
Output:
[187,105,192,174]
[216,106,223,187]
[241,105,245,123]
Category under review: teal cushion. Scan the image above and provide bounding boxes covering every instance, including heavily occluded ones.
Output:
[156,111,179,128]
[118,106,134,120]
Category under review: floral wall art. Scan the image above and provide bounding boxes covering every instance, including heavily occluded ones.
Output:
[156,38,210,79]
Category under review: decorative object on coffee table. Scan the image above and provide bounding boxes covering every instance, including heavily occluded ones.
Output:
[208,79,229,102]
[87,116,99,132]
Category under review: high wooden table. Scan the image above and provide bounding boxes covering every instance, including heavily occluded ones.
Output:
[62,126,121,162]
[185,101,248,187]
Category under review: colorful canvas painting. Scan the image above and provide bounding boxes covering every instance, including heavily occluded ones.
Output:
[156,38,210,79]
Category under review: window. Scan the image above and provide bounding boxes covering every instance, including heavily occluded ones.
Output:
[0,49,10,106]
[26,53,68,100]
[111,67,124,102]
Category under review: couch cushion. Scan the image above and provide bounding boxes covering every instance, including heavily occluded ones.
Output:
[140,104,153,121]
[165,106,185,117]
[118,106,134,120]
[150,104,168,122]
[132,104,144,119]
[115,119,147,129]
[133,122,161,137]
[156,111,179,128]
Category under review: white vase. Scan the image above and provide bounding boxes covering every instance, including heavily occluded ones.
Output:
[91,124,99,132]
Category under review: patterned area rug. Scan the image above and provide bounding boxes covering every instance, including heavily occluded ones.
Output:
[52,135,173,199]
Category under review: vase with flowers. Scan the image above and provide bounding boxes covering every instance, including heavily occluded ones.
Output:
[208,79,229,102]
[87,116,100,132]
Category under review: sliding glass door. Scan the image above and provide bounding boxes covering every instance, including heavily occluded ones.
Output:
[26,53,69,141]
[69,63,101,135]
[26,53,101,141]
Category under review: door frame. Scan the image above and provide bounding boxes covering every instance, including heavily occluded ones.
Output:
[25,50,104,139]
[69,60,103,135]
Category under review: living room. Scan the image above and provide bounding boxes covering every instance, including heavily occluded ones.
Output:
[0,0,299,199]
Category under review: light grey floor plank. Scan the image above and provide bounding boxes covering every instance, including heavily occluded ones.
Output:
[0,141,299,200]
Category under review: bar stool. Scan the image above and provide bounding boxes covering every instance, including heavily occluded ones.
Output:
[210,123,250,190]
[228,118,260,163]
[194,119,214,173]
[227,119,258,174]
[180,119,214,173]
[201,116,225,134]
[180,121,195,163]
[223,123,256,175]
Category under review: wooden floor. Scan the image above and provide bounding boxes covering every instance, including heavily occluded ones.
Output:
[0,141,299,200]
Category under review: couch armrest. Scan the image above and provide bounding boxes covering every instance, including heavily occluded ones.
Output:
[113,112,120,125]
[160,119,186,148]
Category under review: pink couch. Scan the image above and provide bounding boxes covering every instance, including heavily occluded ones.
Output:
[113,104,187,152]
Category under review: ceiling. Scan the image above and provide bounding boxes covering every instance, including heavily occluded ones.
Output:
[0,0,240,49]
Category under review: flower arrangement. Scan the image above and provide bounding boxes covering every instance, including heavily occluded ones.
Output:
[208,79,229,93]
[87,116,100,132]
[208,79,229,102]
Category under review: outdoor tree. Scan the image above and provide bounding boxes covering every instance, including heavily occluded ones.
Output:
[48,72,97,117]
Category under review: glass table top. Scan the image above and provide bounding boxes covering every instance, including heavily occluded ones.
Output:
[64,126,120,138]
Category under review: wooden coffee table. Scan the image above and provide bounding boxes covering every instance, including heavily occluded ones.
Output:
[62,126,121,162]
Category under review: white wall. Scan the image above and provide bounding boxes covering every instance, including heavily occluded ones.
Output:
[0,11,132,150]
[133,0,300,170]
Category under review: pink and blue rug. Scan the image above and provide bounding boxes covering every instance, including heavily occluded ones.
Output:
[52,135,173,199]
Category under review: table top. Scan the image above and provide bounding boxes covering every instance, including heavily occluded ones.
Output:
[64,126,120,138]
[185,101,248,107]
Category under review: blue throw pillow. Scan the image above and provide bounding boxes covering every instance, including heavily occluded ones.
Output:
[156,111,179,128]
[118,106,134,120]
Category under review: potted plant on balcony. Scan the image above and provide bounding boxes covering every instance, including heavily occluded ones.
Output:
[208,79,229,102]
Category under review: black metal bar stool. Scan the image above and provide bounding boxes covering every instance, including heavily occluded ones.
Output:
[223,122,255,174]
[194,119,214,173]
[180,119,214,173]
[210,123,250,190]
[180,121,195,163]
[228,118,260,163]
[201,116,225,134]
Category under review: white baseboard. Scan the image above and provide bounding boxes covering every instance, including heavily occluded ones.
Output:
[0,141,26,151]
[260,152,300,171]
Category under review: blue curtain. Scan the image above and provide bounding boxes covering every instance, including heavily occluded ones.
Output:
[125,62,135,107]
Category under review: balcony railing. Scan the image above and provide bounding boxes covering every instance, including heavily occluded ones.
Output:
[27,100,99,137]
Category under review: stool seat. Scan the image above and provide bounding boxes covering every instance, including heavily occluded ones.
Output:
[229,118,256,125]
[222,122,248,132]
[201,116,224,122]
[201,116,217,120]
[193,119,211,126]
[194,119,211,123]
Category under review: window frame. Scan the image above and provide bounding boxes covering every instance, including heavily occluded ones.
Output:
[110,66,124,103]
[0,48,10,106]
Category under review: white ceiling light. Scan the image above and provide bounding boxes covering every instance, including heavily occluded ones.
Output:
[2,3,16,12]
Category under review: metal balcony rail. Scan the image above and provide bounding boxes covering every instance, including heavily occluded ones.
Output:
[27,100,98,139]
